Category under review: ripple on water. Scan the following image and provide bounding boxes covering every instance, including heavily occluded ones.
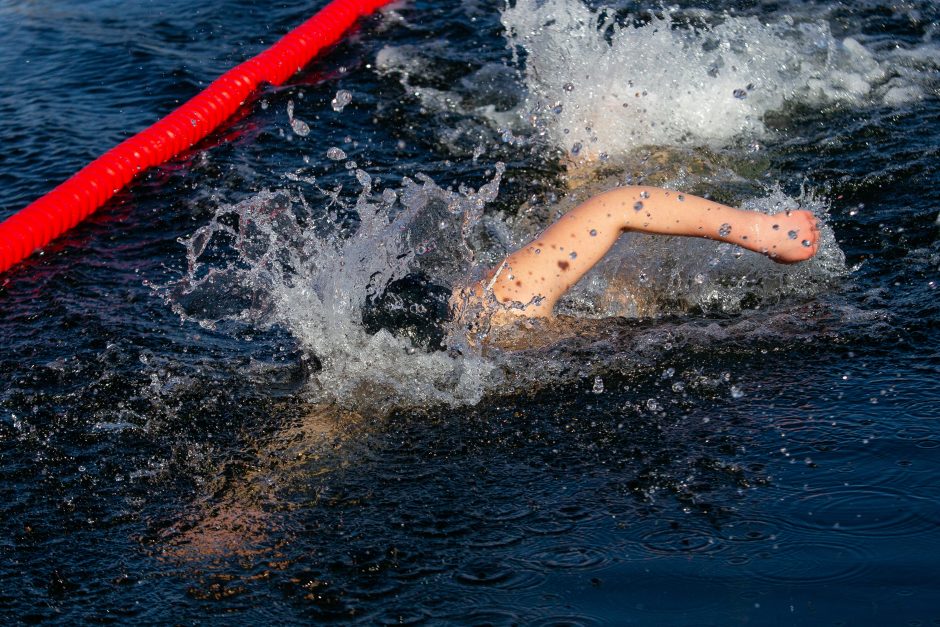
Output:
[743,539,871,585]
[525,543,610,571]
[402,509,475,539]
[469,501,534,523]
[454,557,546,590]
[344,578,402,602]
[780,485,940,538]
[523,518,576,536]
[372,608,431,626]
[718,516,781,543]
[638,519,726,556]
[463,528,527,549]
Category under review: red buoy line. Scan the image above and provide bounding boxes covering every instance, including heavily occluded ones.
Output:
[0,0,393,275]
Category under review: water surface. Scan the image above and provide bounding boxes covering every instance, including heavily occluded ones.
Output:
[1,0,938,623]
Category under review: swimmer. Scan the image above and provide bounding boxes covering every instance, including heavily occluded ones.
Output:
[165,184,820,565]
[463,184,819,323]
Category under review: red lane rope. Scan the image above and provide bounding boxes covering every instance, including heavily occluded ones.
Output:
[0,0,392,275]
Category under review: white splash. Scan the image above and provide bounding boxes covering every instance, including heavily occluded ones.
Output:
[168,167,507,413]
[502,0,936,158]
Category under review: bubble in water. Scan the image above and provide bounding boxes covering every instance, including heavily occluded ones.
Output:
[730,385,745,399]
[718,223,732,237]
[563,82,574,92]
[552,103,564,114]
[571,141,582,155]
[326,147,347,161]
[592,376,604,394]
[646,398,662,411]
[788,230,798,239]
[633,201,644,211]
[331,89,353,112]
[733,88,748,99]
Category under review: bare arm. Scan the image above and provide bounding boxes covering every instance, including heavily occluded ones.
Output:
[486,186,818,317]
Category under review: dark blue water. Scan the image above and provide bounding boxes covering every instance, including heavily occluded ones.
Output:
[1,0,939,624]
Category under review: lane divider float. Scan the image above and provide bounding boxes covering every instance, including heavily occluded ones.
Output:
[0,0,392,275]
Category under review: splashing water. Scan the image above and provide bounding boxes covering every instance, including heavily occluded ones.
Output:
[167,167,509,414]
[502,0,935,159]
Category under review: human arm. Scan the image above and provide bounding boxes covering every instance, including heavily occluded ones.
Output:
[486,186,819,318]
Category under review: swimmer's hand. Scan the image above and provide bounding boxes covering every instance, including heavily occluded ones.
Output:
[757,210,819,264]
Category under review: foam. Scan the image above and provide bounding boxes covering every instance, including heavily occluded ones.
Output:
[501,0,936,158]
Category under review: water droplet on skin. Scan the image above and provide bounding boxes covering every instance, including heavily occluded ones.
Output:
[788,230,798,239]
[331,89,353,112]
[326,147,346,161]
[802,239,812,247]
[592,376,604,394]
[639,190,650,199]
[633,201,644,211]
[677,194,685,201]
[563,82,574,92]
[772,224,780,230]
[569,251,577,259]
[589,229,597,237]
[534,248,541,255]
[718,223,732,237]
